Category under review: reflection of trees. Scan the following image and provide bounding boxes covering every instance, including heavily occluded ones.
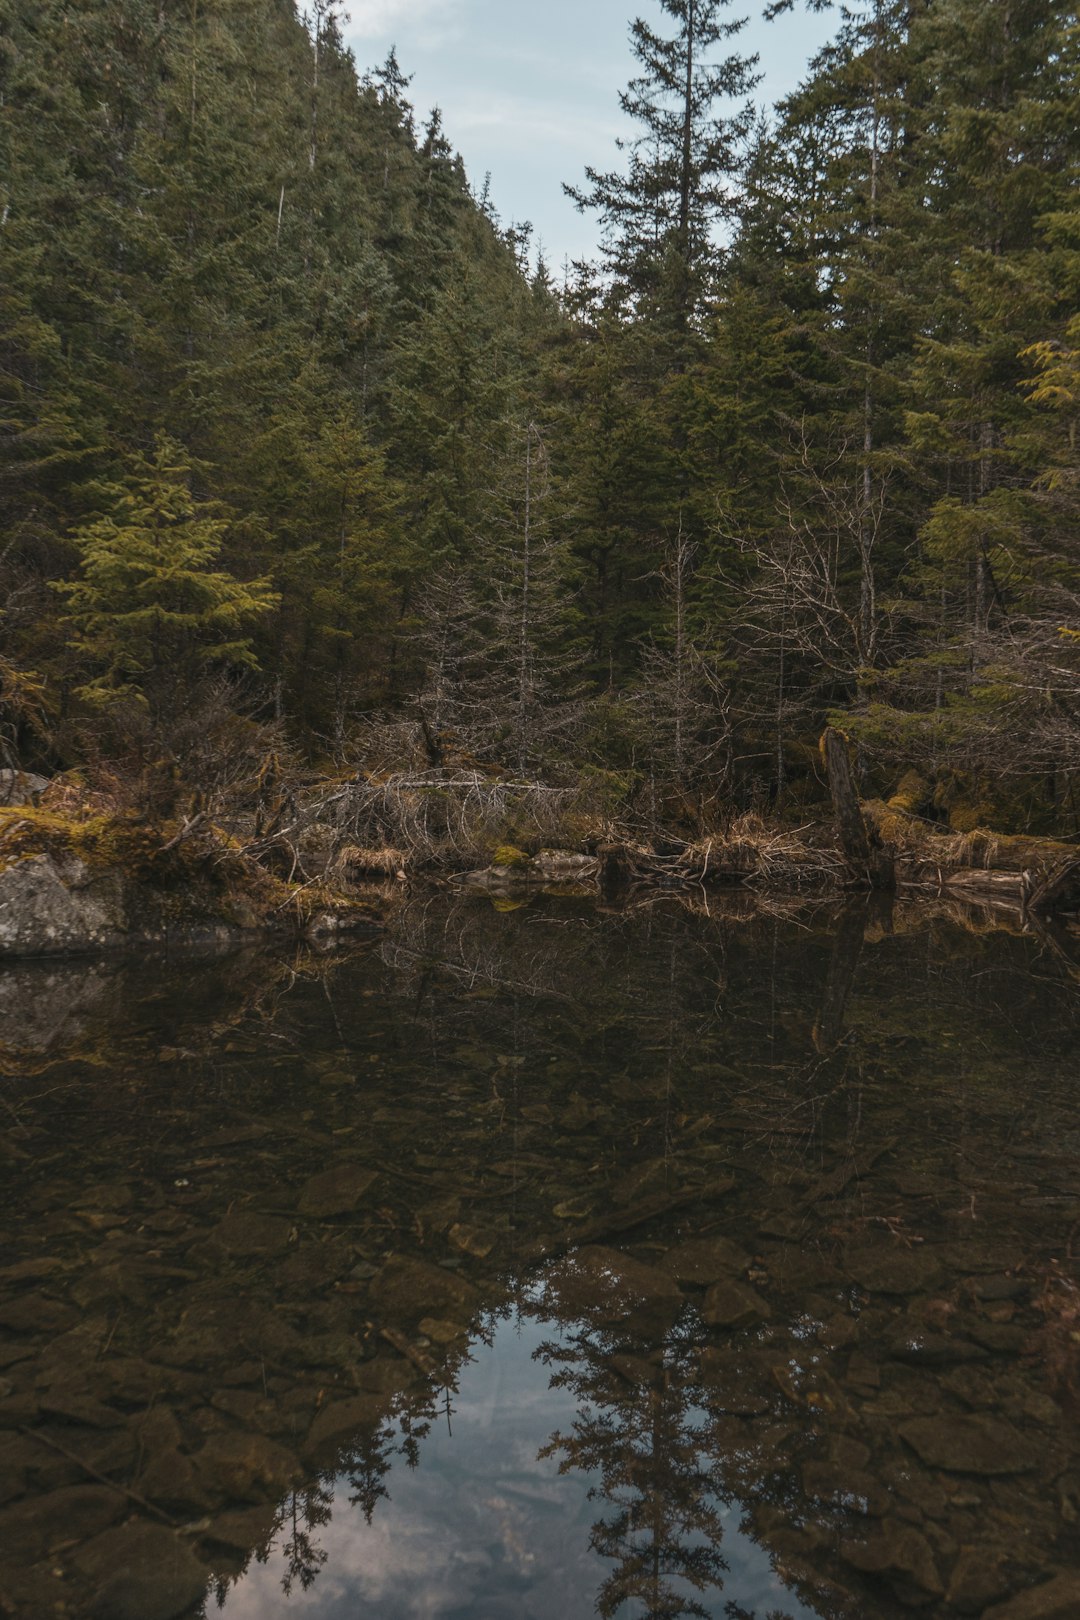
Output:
[280,1482,333,1595]
[535,1315,728,1620]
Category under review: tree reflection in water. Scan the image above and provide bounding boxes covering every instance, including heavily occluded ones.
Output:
[536,1315,729,1619]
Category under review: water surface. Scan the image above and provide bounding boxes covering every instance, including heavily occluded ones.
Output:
[1,890,1078,1620]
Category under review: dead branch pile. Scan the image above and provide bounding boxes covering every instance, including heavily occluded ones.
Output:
[327,771,582,870]
[600,814,843,892]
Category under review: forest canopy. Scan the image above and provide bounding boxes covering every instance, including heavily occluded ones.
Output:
[2,0,1078,836]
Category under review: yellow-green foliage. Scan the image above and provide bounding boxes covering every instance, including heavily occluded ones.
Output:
[0,804,158,873]
[887,771,930,817]
[949,802,995,834]
[492,844,531,869]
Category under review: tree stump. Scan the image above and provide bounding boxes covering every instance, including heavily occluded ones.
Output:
[821,728,893,890]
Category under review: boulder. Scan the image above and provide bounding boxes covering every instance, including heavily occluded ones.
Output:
[0,854,123,956]
[0,769,49,806]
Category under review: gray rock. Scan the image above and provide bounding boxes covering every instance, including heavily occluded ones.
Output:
[531,850,599,881]
[0,769,49,806]
[0,853,123,956]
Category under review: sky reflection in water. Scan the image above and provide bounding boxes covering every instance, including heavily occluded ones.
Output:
[218,1307,820,1620]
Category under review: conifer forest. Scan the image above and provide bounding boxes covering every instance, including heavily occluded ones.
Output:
[6,11,1080,1620]
[2,0,1080,850]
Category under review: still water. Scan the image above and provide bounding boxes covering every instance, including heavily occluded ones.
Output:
[1,889,1078,1620]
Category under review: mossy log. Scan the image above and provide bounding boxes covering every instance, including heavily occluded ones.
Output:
[862,798,1080,912]
[886,770,931,818]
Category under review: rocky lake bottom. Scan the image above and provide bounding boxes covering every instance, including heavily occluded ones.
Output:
[1,888,1078,1620]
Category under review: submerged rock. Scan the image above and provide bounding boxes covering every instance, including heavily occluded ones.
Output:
[846,1244,946,1295]
[899,1415,1039,1475]
[77,1521,208,1620]
[306,1393,389,1455]
[839,1518,943,1596]
[208,1210,294,1257]
[0,1483,123,1561]
[661,1234,749,1284]
[983,1575,1080,1620]
[297,1163,378,1218]
[543,1246,682,1325]
[945,1545,1012,1614]
[192,1432,300,1503]
[368,1254,480,1324]
[702,1279,770,1329]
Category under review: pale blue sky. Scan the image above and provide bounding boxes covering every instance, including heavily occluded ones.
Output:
[344,0,837,269]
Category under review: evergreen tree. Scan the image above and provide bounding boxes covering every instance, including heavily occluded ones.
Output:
[58,435,276,726]
[566,0,758,339]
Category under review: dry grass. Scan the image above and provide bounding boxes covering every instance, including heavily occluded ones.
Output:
[668,814,843,889]
[333,843,409,878]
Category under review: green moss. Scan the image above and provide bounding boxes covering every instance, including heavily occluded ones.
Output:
[492,844,531,869]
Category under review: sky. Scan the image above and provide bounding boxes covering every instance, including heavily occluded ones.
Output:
[343,0,837,271]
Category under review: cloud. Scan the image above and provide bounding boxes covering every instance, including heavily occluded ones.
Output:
[347,0,459,41]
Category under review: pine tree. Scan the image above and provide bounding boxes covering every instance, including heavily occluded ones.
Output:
[566,0,758,341]
[58,435,277,726]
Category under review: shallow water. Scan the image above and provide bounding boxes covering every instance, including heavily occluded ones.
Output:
[1,890,1078,1620]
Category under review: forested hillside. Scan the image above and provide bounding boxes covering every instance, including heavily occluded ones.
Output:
[2,0,1078,837]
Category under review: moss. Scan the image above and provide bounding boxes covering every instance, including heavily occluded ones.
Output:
[949,802,995,834]
[888,771,930,817]
[491,844,531,869]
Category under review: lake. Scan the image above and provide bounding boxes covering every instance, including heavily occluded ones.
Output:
[1,889,1078,1620]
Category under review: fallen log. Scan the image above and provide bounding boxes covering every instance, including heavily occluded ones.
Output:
[863,799,1080,914]
[1027,855,1080,917]
[941,869,1029,904]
